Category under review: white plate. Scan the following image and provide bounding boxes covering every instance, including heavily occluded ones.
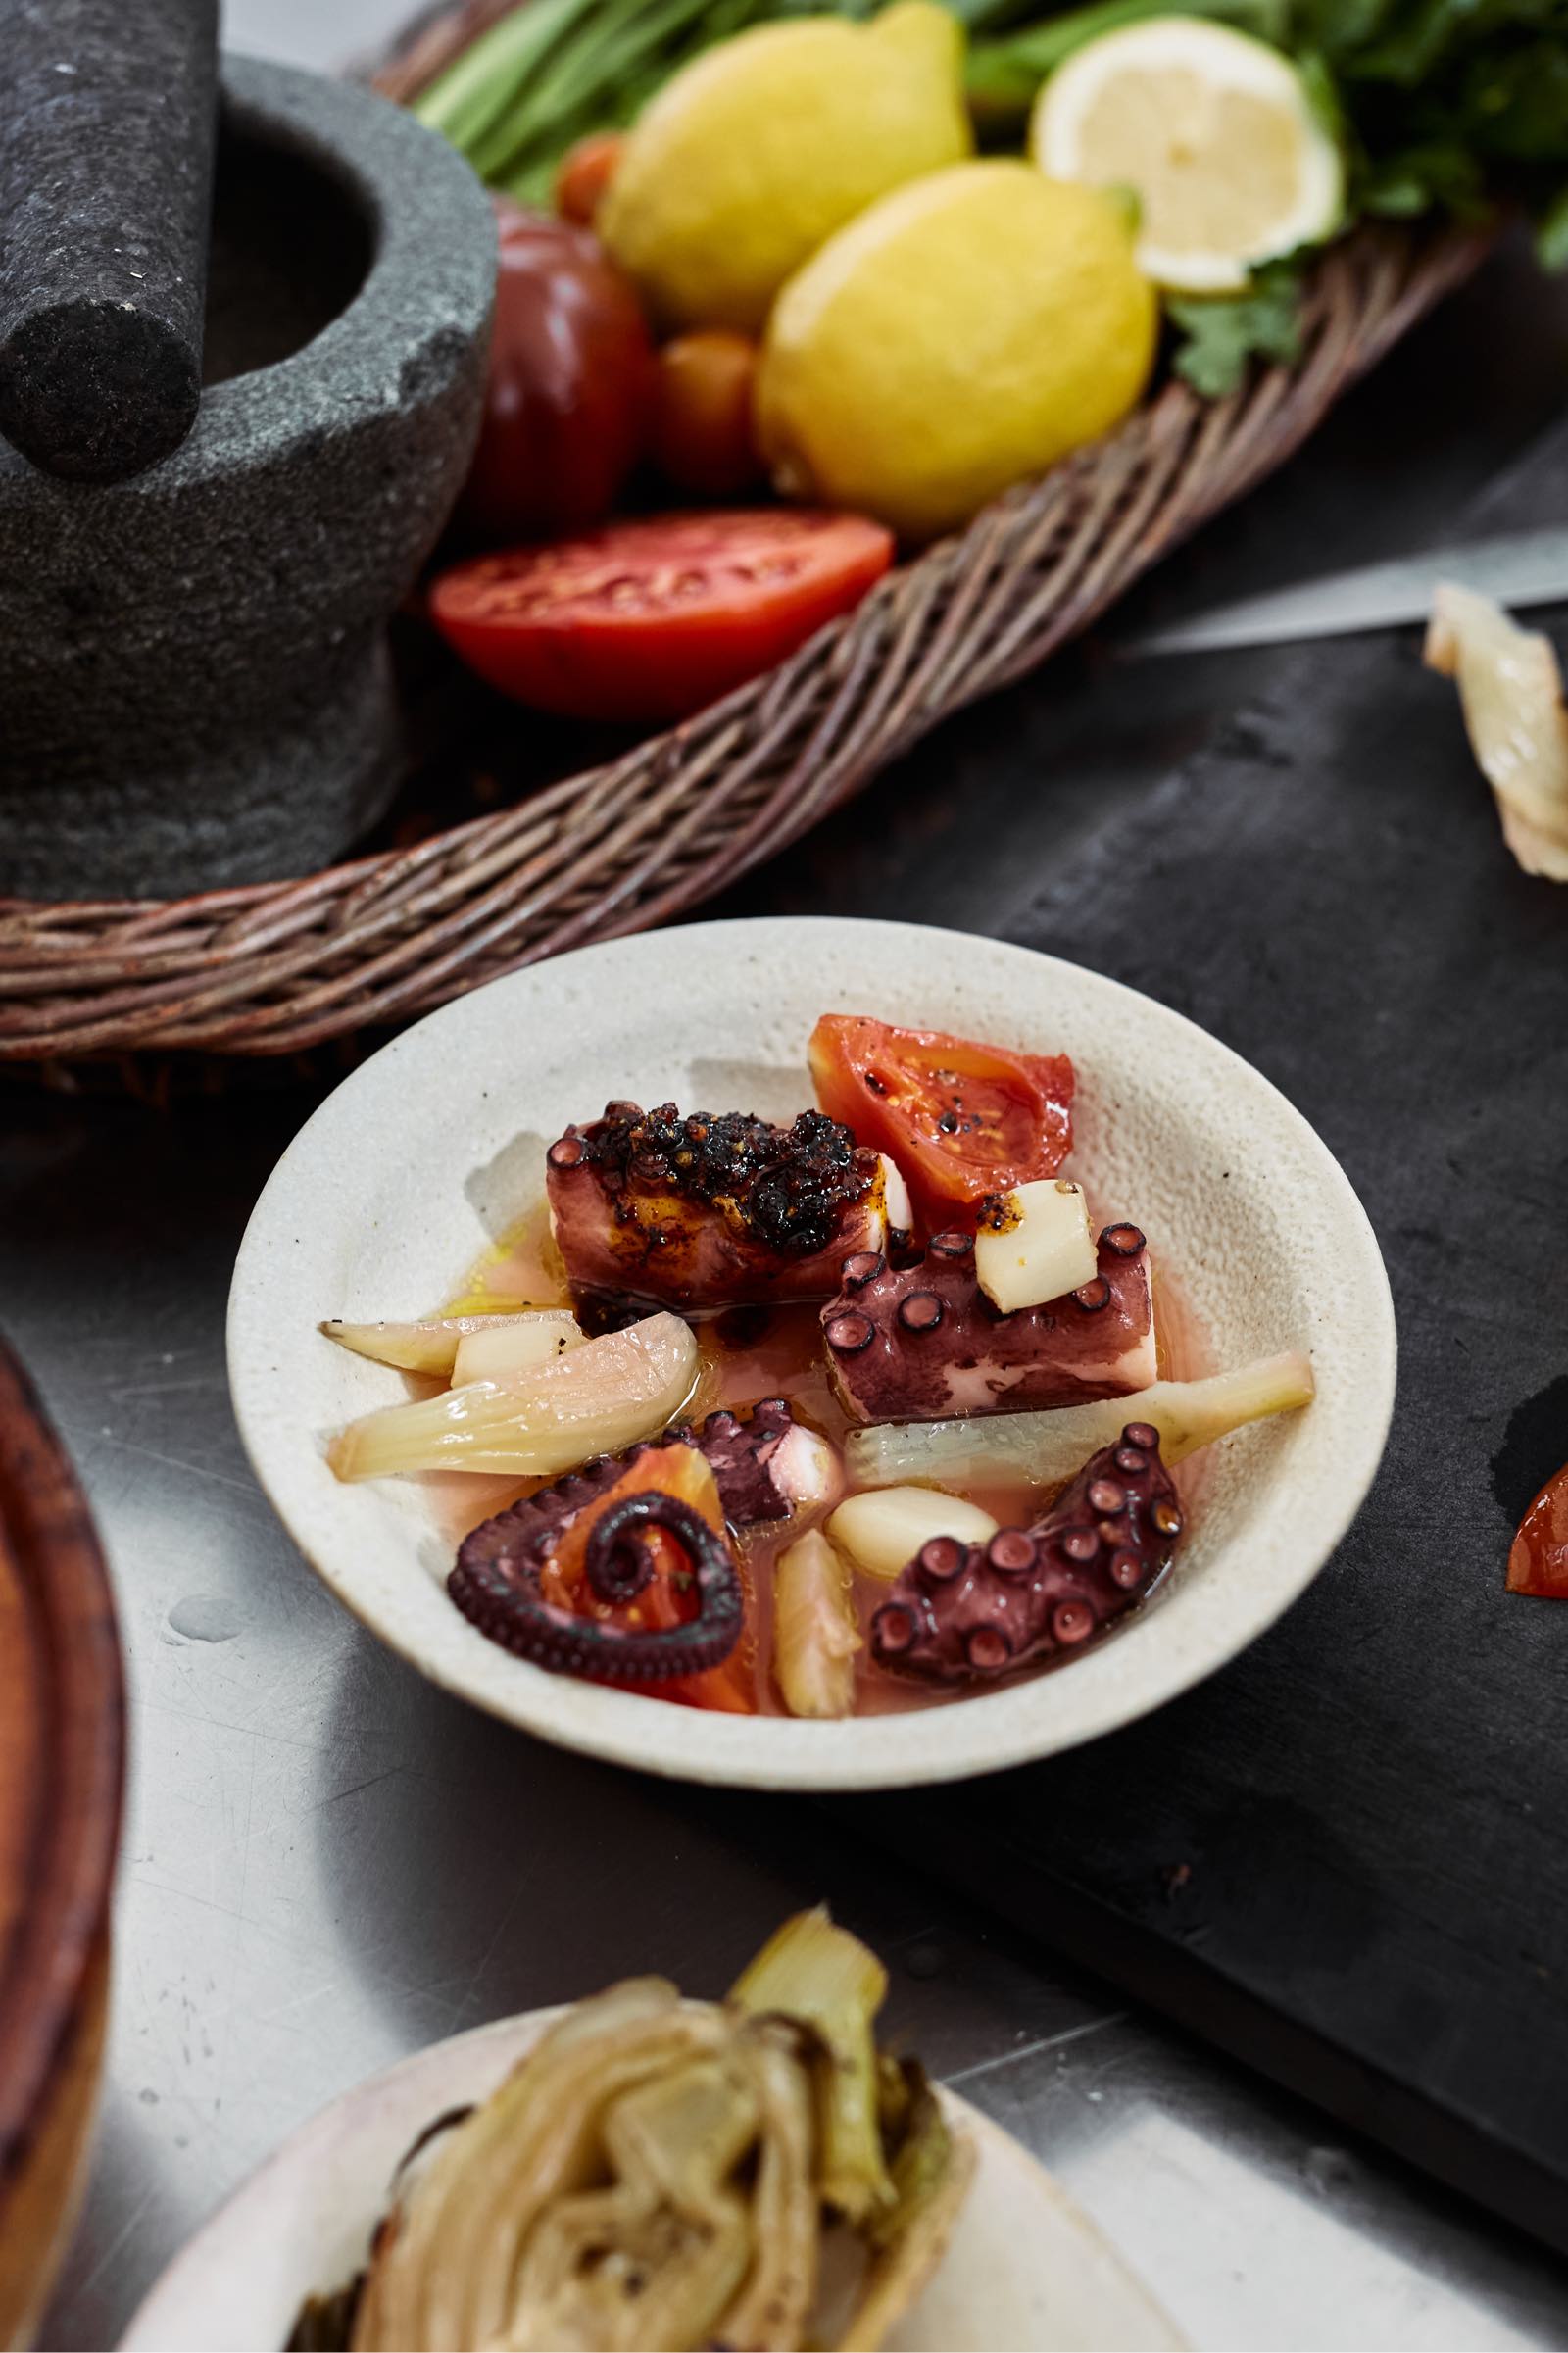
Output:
[121,2004,1183,2353]
[227,915,1395,1791]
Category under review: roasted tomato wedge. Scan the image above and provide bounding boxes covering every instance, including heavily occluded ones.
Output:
[544,1444,757,1711]
[1508,1460,1568,1598]
[428,510,894,723]
[808,1014,1074,1223]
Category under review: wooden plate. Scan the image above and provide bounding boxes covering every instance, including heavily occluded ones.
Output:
[0,1340,124,2345]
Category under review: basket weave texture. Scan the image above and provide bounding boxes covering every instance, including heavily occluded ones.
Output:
[0,6,1487,1063]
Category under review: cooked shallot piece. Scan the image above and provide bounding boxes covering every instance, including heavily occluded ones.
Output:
[1424,584,1568,880]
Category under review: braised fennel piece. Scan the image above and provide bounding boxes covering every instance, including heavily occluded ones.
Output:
[846,1349,1315,1489]
[326,1312,698,1480]
[287,1910,971,2353]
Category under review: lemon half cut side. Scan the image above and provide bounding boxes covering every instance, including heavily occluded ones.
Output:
[1030,16,1344,294]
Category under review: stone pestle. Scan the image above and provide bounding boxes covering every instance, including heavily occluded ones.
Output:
[0,0,220,483]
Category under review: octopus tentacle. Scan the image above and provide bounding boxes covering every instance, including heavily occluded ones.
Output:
[450,1473,743,1683]
[868,1424,1182,1685]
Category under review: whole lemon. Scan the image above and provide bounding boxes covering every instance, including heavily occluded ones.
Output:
[756,161,1158,543]
[598,3,972,335]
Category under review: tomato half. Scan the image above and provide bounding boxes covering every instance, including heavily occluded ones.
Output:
[808,1014,1074,1223]
[429,510,894,723]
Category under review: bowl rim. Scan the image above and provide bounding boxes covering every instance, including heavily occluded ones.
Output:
[227,915,1396,1792]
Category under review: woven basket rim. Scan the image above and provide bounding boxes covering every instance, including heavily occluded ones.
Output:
[0,3,1493,1066]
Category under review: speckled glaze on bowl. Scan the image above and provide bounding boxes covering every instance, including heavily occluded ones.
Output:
[120,2002,1183,2353]
[226,917,1396,1792]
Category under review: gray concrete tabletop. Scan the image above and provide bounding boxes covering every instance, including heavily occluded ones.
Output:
[9,5,1568,2345]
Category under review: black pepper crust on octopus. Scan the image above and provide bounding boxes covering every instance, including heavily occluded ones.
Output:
[868,1425,1182,1685]
[546,1101,895,1314]
[447,1404,823,1678]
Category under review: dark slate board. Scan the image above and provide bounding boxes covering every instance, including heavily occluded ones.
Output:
[847,427,1568,2254]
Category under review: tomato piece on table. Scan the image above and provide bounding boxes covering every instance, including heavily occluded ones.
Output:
[428,510,894,723]
[808,1014,1074,1223]
[1508,1460,1568,1597]
[542,1443,757,1712]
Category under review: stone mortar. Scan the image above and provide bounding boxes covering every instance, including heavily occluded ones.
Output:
[0,55,496,900]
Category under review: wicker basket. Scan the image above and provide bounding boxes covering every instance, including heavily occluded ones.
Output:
[0,4,1488,1068]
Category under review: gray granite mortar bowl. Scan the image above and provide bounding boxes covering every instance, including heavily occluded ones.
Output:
[0,55,496,900]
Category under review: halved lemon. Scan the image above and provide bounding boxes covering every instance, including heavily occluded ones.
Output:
[1030,16,1343,294]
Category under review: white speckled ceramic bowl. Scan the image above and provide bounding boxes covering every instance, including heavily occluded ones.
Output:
[227,916,1395,1790]
[121,2003,1182,2353]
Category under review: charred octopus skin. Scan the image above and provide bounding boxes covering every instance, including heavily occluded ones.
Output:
[869,1425,1181,1685]
[448,1403,833,1678]
[821,1222,1155,1421]
[547,1102,906,1315]
[451,1447,743,1681]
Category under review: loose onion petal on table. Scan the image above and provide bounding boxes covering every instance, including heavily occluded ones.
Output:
[846,1350,1315,1490]
[327,1311,699,1480]
[1424,583,1568,880]
[827,1486,999,1581]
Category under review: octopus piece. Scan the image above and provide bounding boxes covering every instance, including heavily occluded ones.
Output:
[546,1101,909,1317]
[449,1402,839,1680]
[820,1221,1155,1422]
[675,1398,842,1524]
[868,1424,1182,1685]
[450,1450,744,1683]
